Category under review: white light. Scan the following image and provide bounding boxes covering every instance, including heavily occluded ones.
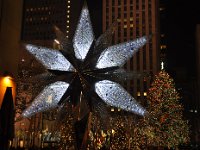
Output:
[73,6,94,60]
[25,44,74,71]
[161,61,164,70]
[96,36,147,69]
[95,80,146,116]
[54,39,60,44]
[22,81,69,117]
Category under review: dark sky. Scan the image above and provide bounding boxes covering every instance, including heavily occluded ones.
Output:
[164,0,200,76]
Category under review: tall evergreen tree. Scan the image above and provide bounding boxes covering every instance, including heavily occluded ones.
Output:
[133,70,190,149]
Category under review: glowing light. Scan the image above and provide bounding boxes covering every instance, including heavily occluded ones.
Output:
[2,76,13,87]
[161,61,164,70]
[54,39,60,44]
[19,140,24,148]
[25,44,75,72]
[96,36,148,69]
[22,81,69,118]
[73,5,94,60]
[22,4,147,118]
[95,80,146,116]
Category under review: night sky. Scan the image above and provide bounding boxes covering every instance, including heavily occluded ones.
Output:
[164,0,200,77]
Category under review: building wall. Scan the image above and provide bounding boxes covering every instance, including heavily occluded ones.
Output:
[21,0,81,46]
[102,0,160,104]
[0,0,23,77]
[196,25,200,106]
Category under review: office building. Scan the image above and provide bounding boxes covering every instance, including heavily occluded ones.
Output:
[102,0,160,104]
[21,0,81,47]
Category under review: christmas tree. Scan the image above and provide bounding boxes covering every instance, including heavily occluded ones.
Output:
[133,70,190,149]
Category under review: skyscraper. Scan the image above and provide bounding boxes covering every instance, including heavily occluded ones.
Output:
[21,0,81,47]
[159,0,167,70]
[102,0,160,104]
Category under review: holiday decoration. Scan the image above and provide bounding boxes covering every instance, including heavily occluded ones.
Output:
[22,4,148,118]
[132,70,190,149]
[20,3,150,149]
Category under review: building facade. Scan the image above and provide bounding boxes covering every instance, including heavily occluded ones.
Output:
[102,0,160,104]
[21,0,81,47]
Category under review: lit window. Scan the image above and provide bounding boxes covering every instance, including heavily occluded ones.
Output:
[130,24,134,27]
[161,34,165,37]
[137,92,141,96]
[159,7,165,11]
[111,108,115,112]
[67,15,70,18]
[68,6,70,8]
[67,10,70,13]
[117,19,121,22]
[67,26,69,28]
[144,92,147,96]
[160,45,167,50]
[68,0,70,3]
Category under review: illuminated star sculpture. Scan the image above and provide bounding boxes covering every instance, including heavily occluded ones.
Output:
[22,4,148,119]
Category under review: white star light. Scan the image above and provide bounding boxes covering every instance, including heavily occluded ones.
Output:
[22,4,148,118]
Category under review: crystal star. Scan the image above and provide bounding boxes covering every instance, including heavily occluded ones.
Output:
[22,4,148,118]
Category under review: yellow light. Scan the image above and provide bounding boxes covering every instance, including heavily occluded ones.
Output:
[67,15,70,18]
[19,140,24,148]
[68,6,70,8]
[3,76,13,87]
[111,108,114,112]
[67,26,69,28]
[54,39,60,44]
[137,92,141,96]
[67,10,70,13]
[68,1,70,3]
[111,129,115,134]
[144,92,147,96]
